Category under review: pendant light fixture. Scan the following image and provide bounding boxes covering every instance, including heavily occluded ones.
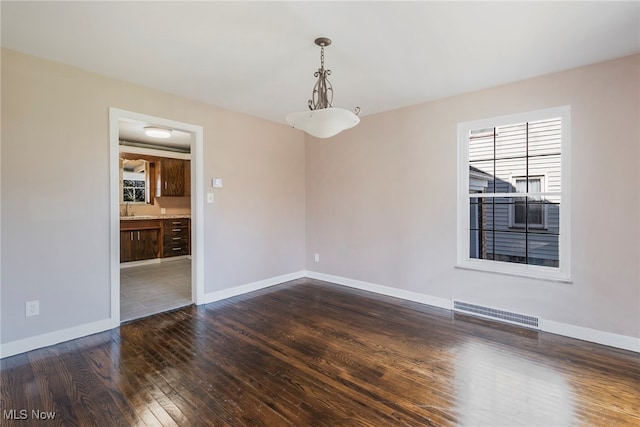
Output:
[286,37,360,138]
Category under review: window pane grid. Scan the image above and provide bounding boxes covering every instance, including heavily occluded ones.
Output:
[467,117,562,268]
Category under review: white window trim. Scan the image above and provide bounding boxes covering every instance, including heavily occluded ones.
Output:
[456,106,572,282]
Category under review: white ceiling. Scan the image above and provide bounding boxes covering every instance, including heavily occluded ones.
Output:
[2,1,639,125]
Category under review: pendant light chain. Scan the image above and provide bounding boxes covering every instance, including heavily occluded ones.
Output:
[309,41,333,111]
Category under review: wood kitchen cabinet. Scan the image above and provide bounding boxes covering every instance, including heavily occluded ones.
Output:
[120,220,161,262]
[184,160,191,196]
[162,218,190,257]
[155,158,185,197]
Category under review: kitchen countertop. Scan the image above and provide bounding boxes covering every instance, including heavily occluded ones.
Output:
[120,214,191,221]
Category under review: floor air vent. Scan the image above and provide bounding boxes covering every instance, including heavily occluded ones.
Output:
[453,300,540,329]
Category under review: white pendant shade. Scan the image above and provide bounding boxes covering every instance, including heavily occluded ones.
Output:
[286,107,360,139]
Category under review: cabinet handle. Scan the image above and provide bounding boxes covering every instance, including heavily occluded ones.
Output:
[137,231,140,240]
[172,228,181,232]
[172,221,181,225]
[164,181,167,190]
[130,232,133,241]
[172,247,182,251]
[172,237,181,240]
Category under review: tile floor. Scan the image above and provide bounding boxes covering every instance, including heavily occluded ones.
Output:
[120,258,192,322]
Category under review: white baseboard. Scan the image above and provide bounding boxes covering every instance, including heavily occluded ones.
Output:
[120,255,190,269]
[1,318,112,359]
[304,270,452,310]
[200,271,306,305]
[1,270,304,359]
[3,271,637,358]
[541,319,640,353]
[120,258,162,268]
[304,270,639,353]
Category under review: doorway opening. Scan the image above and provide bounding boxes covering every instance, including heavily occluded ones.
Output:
[109,108,204,326]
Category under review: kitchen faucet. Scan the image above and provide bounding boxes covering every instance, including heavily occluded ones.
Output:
[123,203,134,217]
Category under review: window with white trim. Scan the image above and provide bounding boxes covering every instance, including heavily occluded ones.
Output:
[121,159,149,204]
[457,106,571,281]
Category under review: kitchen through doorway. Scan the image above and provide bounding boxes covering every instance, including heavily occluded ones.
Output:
[109,108,204,326]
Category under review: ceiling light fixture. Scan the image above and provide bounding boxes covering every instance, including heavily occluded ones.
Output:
[144,126,172,139]
[286,37,360,138]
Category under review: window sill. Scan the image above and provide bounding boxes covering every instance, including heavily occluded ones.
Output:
[455,262,572,284]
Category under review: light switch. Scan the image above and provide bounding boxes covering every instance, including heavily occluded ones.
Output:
[207,193,214,204]
[213,178,223,188]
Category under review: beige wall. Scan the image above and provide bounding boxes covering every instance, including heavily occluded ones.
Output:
[1,48,306,344]
[2,47,638,352]
[306,55,640,339]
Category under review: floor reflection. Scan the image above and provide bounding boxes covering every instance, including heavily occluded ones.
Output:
[455,340,573,426]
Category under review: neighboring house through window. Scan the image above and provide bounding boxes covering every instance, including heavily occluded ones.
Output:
[511,176,545,229]
[457,106,571,281]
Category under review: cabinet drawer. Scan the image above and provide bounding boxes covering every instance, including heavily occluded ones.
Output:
[165,246,189,256]
[164,234,188,246]
[162,218,190,257]
[163,218,189,228]
[120,219,161,231]
[164,240,189,257]
[164,227,189,238]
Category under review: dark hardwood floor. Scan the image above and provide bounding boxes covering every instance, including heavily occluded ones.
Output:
[2,278,639,426]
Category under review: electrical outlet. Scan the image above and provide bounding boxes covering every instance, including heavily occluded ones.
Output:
[26,300,39,317]
[314,253,320,263]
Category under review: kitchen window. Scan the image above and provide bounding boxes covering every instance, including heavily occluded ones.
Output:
[123,178,146,203]
[457,106,571,281]
[121,159,149,204]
